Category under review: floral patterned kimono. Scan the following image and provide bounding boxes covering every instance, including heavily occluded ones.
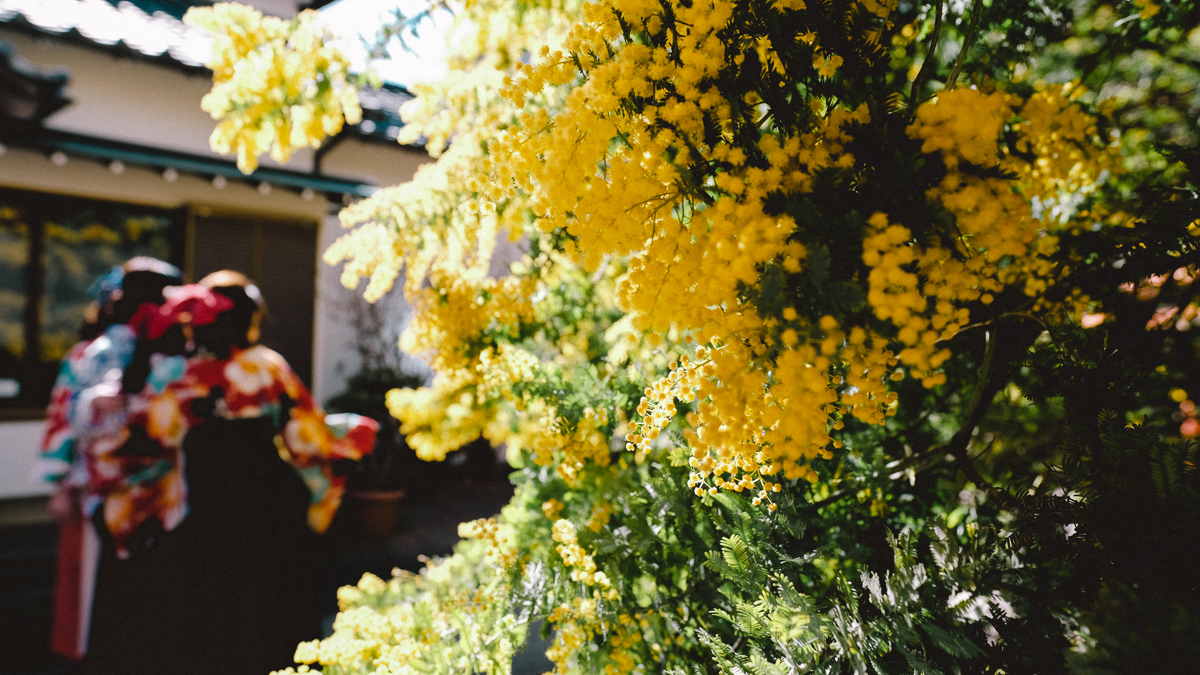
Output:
[36,323,138,661]
[84,344,378,675]
[98,343,378,556]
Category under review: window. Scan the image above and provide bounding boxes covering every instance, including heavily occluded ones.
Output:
[0,188,182,414]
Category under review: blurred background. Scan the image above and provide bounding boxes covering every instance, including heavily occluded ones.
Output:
[0,1,532,672]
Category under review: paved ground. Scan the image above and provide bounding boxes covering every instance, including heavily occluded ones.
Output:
[0,476,553,675]
[1,518,61,675]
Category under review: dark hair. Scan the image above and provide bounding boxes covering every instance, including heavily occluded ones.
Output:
[111,270,179,321]
[82,270,178,340]
[81,258,182,340]
[195,271,265,359]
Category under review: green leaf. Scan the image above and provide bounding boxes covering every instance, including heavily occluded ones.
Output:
[721,534,754,577]
[806,244,831,291]
[824,281,866,313]
[920,623,986,660]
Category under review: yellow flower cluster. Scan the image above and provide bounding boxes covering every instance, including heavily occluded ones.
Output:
[1134,0,1161,19]
[401,274,538,373]
[601,613,650,675]
[903,85,1116,321]
[524,405,615,484]
[386,370,495,462]
[478,0,910,488]
[835,327,902,425]
[388,357,614,484]
[477,344,541,398]
[910,88,1011,169]
[626,352,709,460]
[683,336,848,492]
[552,518,611,587]
[278,549,525,675]
[861,216,964,386]
[281,574,408,674]
[545,597,600,673]
[542,599,670,675]
[541,498,565,520]
[564,410,613,462]
[508,58,1109,500]
[459,517,518,568]
[586,501,614,532]
[184,3,360,173]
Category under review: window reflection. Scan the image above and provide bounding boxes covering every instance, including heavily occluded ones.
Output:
[0,190,179,413]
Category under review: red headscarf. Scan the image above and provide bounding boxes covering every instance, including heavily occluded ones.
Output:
[129,285,234,340]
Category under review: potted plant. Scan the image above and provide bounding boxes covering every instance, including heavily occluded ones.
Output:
[325,367,425,537]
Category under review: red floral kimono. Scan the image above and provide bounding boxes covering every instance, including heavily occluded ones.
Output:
[102,344,378,557]
[85,344,378,675]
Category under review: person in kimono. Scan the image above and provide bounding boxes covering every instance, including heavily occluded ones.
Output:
[36,257,182,662]
[84,280,378,675]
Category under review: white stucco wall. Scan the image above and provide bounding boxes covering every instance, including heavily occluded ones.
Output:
[244,0,303,18]
[314,212,424,406]
[0,421,51,497]
[320,138,430,189]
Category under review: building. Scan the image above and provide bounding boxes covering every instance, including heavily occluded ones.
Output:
[0,0,429,503]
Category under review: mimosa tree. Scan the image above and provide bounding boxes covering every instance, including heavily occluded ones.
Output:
[186,1,1200,673]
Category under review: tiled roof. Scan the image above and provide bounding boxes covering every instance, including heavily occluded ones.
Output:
[0,0,414,142]
[356,84,411,142]
[0,0,213,68]
[0,40,71,123]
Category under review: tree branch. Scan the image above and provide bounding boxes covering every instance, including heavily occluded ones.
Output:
[808,315,1043,512]
[910,0,945,105]
[943,315,1043,509]
[945,0,986,91]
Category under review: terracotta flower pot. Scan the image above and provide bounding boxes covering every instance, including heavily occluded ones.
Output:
[345,489,406,539]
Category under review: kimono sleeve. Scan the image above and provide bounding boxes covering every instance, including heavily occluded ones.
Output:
[34,343,89,484]
[252,345,378,466]
[244,347,378,532]
[286,412,380,533]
